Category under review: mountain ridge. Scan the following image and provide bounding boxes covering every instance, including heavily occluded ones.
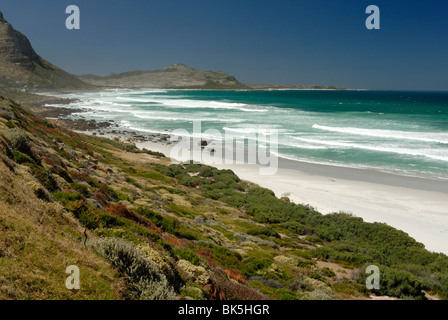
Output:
[78,63,247,89]
[78,63,346,90]
[0,10,90,91]
[0,10,344,94]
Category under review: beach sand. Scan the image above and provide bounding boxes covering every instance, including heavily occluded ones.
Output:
[130,139,448,255]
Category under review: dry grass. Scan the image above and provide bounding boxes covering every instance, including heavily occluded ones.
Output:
[0,162,123,299]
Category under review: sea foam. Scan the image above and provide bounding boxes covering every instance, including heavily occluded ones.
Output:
[313,124,448,144]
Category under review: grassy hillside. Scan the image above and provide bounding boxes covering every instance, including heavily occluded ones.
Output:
[0,93,447,300]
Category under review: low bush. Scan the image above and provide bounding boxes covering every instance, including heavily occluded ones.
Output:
[359,265,425,300]
[99,184,119,202]
[12,150,34,164]
[199,244,243,270]
[28,165,59,193]
[173,248,202,266]
[332,280,369,297]
[242,257,273,278]
[144,149,165,158]
[250,276,283,289]
[154,164,188,179]
[208,267,267,300]
[54,168,73,183]
[4,128,30,154]
[179,176,196,187]
[296,260,316,269]
[92,237,177,300]
[53,192,82,205]
[71,172,100,188]
[68,201,100,230]
[280,221,304,234]
[166,204,196,218]
[70,183,90,197]
[135,207,177,234]
[247,226,280,239]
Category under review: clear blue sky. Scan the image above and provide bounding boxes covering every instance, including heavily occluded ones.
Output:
[1,0,448,90]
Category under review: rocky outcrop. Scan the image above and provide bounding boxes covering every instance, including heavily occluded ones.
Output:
[0,10,90,90]
[0,20,40,69]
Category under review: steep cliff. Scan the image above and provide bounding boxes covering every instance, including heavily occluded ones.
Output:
[0,11,90,91]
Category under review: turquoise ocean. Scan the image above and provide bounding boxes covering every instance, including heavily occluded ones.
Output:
[51,90,448,181]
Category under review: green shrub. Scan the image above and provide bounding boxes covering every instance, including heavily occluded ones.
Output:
[180,286,205,300]
[85,177,100,188]
[53,192,82,205]
[140,170,168,181]
[272,288,301,300]
[138,277,177,300]
[309,272,326,282]
[154,164,188,178]
[203,189,246,208]
[302,289,335,300]
[97,211,128,228]
[54,168,73,183]
[242,257,273,278]
[360,265,425,299]
[198,166,216,177]
[173,248,202,266]
[208,244,243,269]
[92,237,177,300]
[4,128,29,152]
[333,281,369,297]
[125,176,141,188]
[166,204,196,218]
[171,189,188,195]
[280,221,304,234]
[297,260,316,269]
[306,236,323,244]
[94,228,138,243]
[99,184,119,202]
[250,276,283,289]
[135,207,178,235]
[117,192,133,203]
[68,201,100,230]
[12,150,34,164]
[28,165,59,193]
[247,226,280,239]
[144,150,165,158]
[70,183,90,197]
[179,176,196,187]
[321,267,336,278]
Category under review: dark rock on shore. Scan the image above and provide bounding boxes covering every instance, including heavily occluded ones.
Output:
[31,106,82,118]
[48,119,114,131]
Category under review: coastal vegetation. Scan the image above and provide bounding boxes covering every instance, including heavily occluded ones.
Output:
[0,93,447,300]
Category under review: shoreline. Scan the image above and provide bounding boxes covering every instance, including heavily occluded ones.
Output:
[140,139,448,254]
[68,126,448,254]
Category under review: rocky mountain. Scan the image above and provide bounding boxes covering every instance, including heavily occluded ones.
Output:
[78,63,247,89]
[0,9,341,93]
[0,11,90,91]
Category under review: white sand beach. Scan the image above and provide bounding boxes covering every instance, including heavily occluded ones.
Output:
[132,139,448,255]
